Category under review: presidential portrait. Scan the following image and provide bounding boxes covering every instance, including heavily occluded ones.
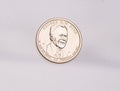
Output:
[46,25,68,58]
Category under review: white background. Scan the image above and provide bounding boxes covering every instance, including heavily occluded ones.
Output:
[0,0,120,91]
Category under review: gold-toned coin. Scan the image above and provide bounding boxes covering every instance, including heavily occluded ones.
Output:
[36,18,82,63]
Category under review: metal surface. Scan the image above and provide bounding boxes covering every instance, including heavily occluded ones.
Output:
[36,18,82,63]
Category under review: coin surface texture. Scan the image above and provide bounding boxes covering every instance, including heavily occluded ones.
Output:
[36,18,82,63]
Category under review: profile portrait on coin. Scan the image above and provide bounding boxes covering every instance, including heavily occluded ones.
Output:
[46,25,68,58]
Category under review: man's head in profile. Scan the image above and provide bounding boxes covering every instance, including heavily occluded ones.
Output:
[49,25,68,49]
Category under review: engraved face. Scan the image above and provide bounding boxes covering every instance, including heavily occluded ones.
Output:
[50,25,68,49]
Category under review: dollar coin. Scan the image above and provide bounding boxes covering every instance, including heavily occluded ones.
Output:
[36,18,82,63]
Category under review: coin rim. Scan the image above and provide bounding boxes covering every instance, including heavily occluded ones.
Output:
[36,17,83,64]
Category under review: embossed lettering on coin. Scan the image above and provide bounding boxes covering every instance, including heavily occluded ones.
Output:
[36,18,82,63]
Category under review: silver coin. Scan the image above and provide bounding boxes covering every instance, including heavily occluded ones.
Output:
[36,18,82,63]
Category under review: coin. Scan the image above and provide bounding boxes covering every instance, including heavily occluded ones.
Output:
[36,18,82,63]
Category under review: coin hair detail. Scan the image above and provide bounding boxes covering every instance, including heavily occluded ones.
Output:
[49,25,68,41]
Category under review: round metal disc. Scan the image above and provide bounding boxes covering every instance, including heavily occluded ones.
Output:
[36,18,82,63]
